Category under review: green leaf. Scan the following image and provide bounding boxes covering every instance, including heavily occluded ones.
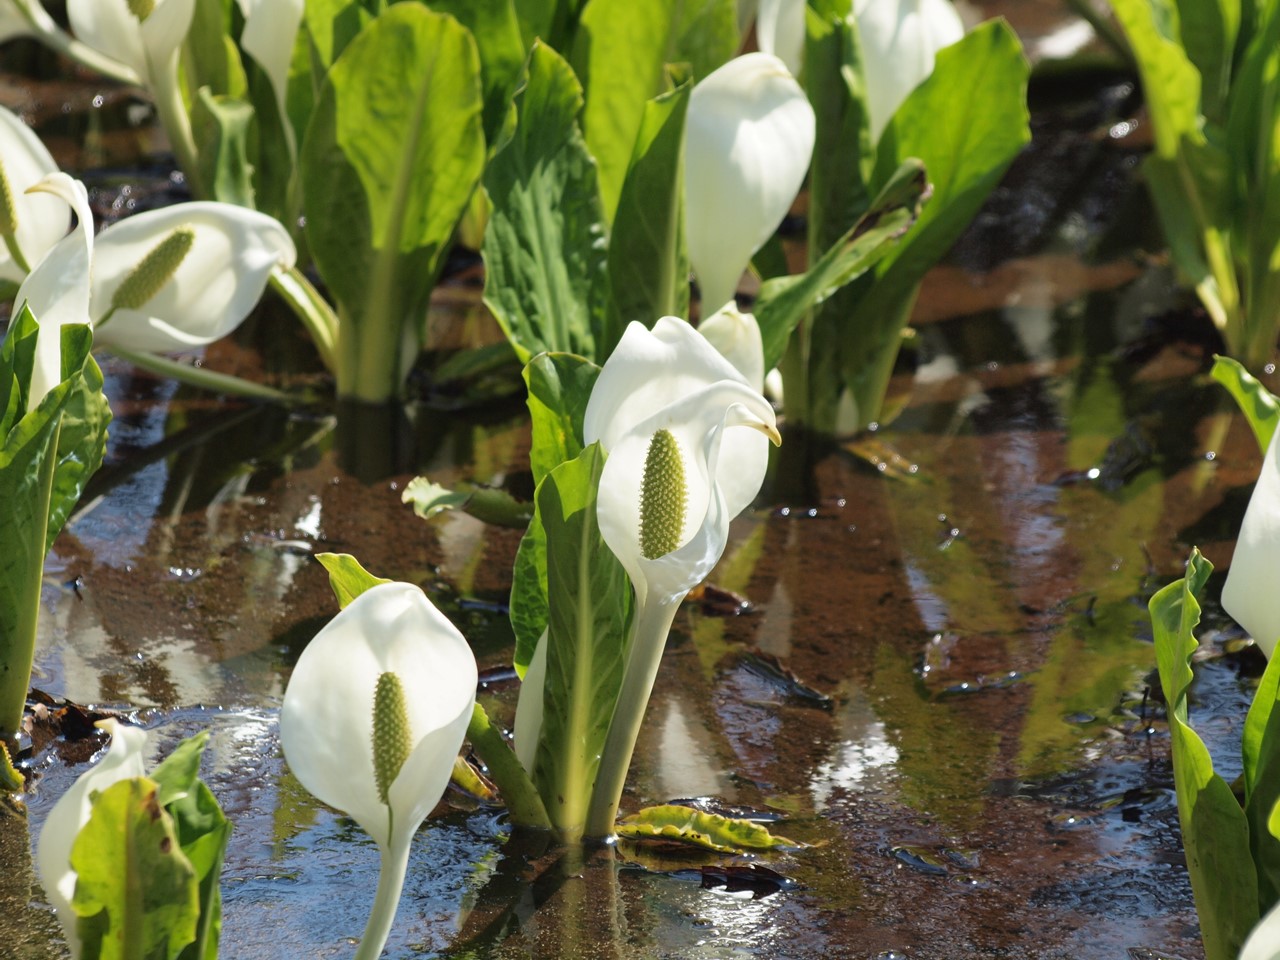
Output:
[607,76,691,339]
[426,0,526,149]
[48,322,110,549]
[191,89,257,209]
[1212,354,1280,452]
[755,159,928,372]
[481,41,610,363]
[1109,0,1203,156]
[304,0,377,71]
[70,778,200,960]
[316,553,391,608]
[400,476,532,527]
[524,352,601,487]
[834,19,1029,431]
[151,733,230,960]
[1149,549,1259,960]
[617,804,804,853]
[509,503,548,678]
[531,444,632,840]
[1244,648,1280,911]
[1174,0,1240,124]
[302,3,486,401]
[0,310,107,736]
[182,0,243,100]
[571,0,673,224]
[669,0,737,79]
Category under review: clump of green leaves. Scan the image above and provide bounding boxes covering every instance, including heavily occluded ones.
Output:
[1110,0,1280,370]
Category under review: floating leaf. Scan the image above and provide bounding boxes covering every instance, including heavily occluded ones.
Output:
[617,804,805,853]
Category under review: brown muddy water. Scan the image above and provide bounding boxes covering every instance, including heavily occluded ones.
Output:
[0,9,1270,960]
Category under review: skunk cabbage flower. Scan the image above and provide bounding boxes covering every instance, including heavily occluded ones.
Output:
[66,0,194,87]
[235,0,304,147]
[1222,425,1280,658]
[87,202,296,352]
[699,300,765,392]
[0,1,30,42]
[15,173,93,407]
[684,53,815,311]
[1243,900,1280,960]
[579,317,779,832]
[0,105,67,282]
[36,719,149,960]
[586,316,779,607]
[853,0,964,142]
[280,582,477,960]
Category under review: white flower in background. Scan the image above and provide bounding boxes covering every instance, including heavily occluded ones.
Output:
[0,104,68,282]
[0,0,34,43]
[853,0,965,142]
[280,582,477,960]
[15,173,93,407]
[755,0,805,77]
[1242,898,1280,960]
[1222,424,1280,658]
[235,0,304,151]
[684,52,815,312]
[66,0,194,88]
[36,719,149,960]
[15,170,297,356]
[699,299,765,392]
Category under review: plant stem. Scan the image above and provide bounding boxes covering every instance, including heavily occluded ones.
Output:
[466,703,551,831]
[353,835,412,960]
[150,51,204,199]
[269,267,340,374]
[585,598,679,838]
[105,347,297,403]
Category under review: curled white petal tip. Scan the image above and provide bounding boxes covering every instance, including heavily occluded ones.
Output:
[67,0,196,86]
[280,581,477,852]
[685,53,815,311]
[1222,425,1280,659]
[853,0,965,143]
[15,172,94,408]
[755,0,806,77]
[36,719,149,958]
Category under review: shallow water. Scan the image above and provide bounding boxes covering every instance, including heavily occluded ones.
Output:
[1,11,1271,960]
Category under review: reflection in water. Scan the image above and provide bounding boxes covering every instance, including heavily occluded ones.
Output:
[656,699,725,801]
[811,688,900,809]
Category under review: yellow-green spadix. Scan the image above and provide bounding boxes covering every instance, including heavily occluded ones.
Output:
[279,582,477,959]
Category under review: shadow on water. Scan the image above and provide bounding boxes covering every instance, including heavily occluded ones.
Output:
[5,14,1277,960]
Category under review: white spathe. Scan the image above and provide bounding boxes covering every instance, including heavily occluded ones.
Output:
[585,317,779,607]
[853,0,965,142]
[36,719,149,960]
[1222,423,1280,658]
[684,53,814,311]
[756,0,805,77]
[235,0,304,151]
[699,299,765,392]
[67,0,195,87]
[15,173,93,407]
[89,202,296,352]
[0,104,67,283]
[279,581,477,959]
[279,582,477,853]
[1242,898,1280,960]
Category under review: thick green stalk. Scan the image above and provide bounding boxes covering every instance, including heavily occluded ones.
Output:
[1,419,59,736]
[353,835,413,960]
[270,267,340,374]
[150,50,204,199]
[585,597,680,838]
[465,703,551,831]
